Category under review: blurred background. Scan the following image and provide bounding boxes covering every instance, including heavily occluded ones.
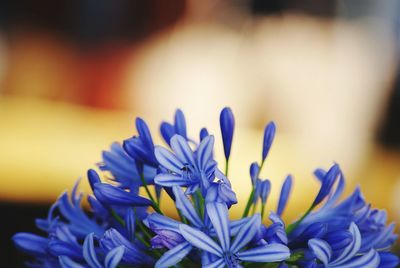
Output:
[0,0,399,266]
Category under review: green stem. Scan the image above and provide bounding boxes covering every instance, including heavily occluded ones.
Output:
[243,159,265,219]
[111,209,125,226]
[136,220,164,258]
[286,205,315,235]
[141,173,163,214]
[242,188,255,218]
[135,232,150,247]
[261,202,266,220]
[177,209,188,224]
[251,201,257,215]
[141,174,156,204]
[225,158,229,177]
[195,190,205,220]
[259,159,265,174]
[137,220,153,241]
[156,188,161,204]
[151,203,163,214]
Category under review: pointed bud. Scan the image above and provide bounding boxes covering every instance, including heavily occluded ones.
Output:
[262,122,276,161]
[277,175,293,216]
[220,107,235,160]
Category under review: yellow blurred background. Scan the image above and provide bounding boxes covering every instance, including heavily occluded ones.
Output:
[0,0,399,244]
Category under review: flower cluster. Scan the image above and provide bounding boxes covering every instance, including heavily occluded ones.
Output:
[13,108,399,268]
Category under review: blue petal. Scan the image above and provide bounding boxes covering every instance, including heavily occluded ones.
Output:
[324,171,345,208]
[150,229,184,249]
[313,164,340,206]
[160,122,175,145]
[229,218,249,235]
[170,135,195,166]
[83,233,102,268]
[296,222,327,241]
[206,202,230,251]
[202,251,219,266]
[200,128,209,141]
[262,121,276,161]
[325,230,352,251]
[185,184,199,195]
[48,240,82,259]
[154,146,184,174]
[237,244,290,262]
[220,107,235,160]
[59,256,85,268]
[173,186,203,228]
[154,174,187,187]
[277,175,293,216]
[230,214,261,253]
[104,246,125,268]
[179,224,223,256]
[340,249,380,268]
[308,238,332,265]
[100,228,154,265]
[56,192,104,237]
[378,252,400,268]
[93,183,152,206]
[331,222,361,265]
[12,233,49,256]
[135,117,154,150]
[144,213,181,232]
[87,169,101,192]
[313,168,326,182]
[174,109,187,139]
[203,258,225,268]
[155,242,192,268]
[196,135,214,170]
[125,208,136,241]
[362,223,395,252]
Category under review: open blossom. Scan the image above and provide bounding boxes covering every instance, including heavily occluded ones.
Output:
[13,108,399,268]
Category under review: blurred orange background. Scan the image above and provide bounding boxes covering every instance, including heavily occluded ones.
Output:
[0,0,399,234]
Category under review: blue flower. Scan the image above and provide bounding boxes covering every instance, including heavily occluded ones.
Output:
[262,212,288,245]
[205,170,237,208]
[177,203,290,268]
[100,228,155,266]
[154,135,216,194]
[13,107,399,268]
[308,223,380,268]
[55,181,105,238]
[123,117,158,167]
[58,232,125,268]
[98,143,157,189]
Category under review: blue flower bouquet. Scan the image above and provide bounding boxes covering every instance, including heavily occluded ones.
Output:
[13,108,399,267]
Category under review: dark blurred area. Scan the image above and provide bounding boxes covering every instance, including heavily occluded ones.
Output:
[1,203,48,267]
[0,1,399,267]
[0,0,185,45]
